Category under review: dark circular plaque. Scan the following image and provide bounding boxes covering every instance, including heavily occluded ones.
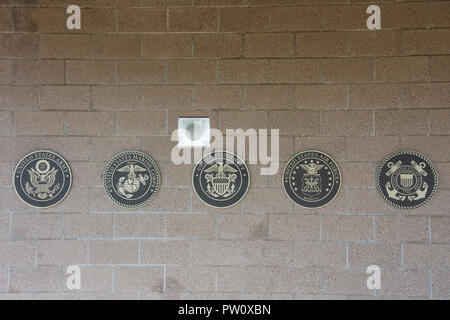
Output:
[376,150,438,209]
[14,150,72,208]
[103,151,160,209]
[283,150,341,209]
[193,151,250,208]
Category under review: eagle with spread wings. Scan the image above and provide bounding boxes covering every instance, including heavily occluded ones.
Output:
[300,162,324,175]
[117,163,147,179]
[204,163,238,178]
[28,167,58,194]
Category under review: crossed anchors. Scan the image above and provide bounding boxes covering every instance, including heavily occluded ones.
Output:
[385,160,428,202]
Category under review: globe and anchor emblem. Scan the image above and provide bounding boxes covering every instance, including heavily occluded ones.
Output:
[103,151,161,209]
[116,162,150,199]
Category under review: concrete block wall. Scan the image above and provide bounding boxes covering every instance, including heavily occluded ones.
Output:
[0,0,448,299]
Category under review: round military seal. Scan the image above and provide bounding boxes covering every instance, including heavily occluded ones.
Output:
[193,151,250,208]
[103,151,160,209]
[283,150,341,209]
[376,150,438,209]
[14,150,72,208]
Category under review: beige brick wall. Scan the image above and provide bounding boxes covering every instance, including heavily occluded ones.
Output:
[0,0,449,300]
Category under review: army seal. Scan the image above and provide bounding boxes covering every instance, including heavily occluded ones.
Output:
[283,150,341,209]
[14,150,72,208]
[193,151,250,208]
[103,151,160,209]
[376,150,438,209]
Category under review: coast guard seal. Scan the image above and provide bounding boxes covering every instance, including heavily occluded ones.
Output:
[193,151,250,208]
[14,150,72,208]
[283,150,341,209]
[103,151,160,209]
[376,150,438,209]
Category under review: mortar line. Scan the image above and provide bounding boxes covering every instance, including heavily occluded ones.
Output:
[86,238,90,264]
[111,265,115,291]
[163,266,166,292]
[428,216,432,243]
[6,265,10,293]
[189,240,192,267]
[319,214,322,241]
[9,211,13,241]
[166,6,170,32]
[138,239,141,264]
[115,8,118,33]
[34,239,38,266]
[345,243,349,269]
[429,269,433,299]
[215,267,218,292]
[400,242,404,268]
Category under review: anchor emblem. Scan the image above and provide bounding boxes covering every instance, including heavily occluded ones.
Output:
[204,163,238,198]
[116,162,150,199]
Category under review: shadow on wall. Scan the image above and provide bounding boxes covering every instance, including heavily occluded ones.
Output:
[13,8,38,32]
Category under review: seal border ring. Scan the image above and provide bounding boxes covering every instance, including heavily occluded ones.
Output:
[282,149,342,209]
[103,150,161,209]
[376,149,439,210]
[192,150,250,209]
[13,149,73,209]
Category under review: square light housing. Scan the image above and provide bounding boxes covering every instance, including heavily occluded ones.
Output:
[178,117,210,148]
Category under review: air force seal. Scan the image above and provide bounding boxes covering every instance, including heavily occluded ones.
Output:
[193,151,250,208]
[283,150,341,209]
[376,150,438,209]
[103,151,160,209]
[14,150,72,208]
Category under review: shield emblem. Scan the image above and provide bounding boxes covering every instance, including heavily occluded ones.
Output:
[212,176,231,196]
[302,174,321,196]
[399,173,414,189]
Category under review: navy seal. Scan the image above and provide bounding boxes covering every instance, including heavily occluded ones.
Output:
[193,151,250,208]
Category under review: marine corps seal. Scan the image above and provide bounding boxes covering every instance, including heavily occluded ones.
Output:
[283,150,341,209]
[376,150,438,209]
[103,151,160,209]
[193,151,250,208]
[14,150,72,208]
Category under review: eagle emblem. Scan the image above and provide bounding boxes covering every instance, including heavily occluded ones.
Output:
[116,162,150,198]
[283,150,341,209]
[204,163,238,198]
[25,160,60,200]
[300,162,324,195]
[300,163,325,175]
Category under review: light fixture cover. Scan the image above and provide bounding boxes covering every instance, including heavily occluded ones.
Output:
[178,117,210,148]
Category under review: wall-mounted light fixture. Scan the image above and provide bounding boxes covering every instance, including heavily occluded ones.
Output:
[177,117,210,148]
